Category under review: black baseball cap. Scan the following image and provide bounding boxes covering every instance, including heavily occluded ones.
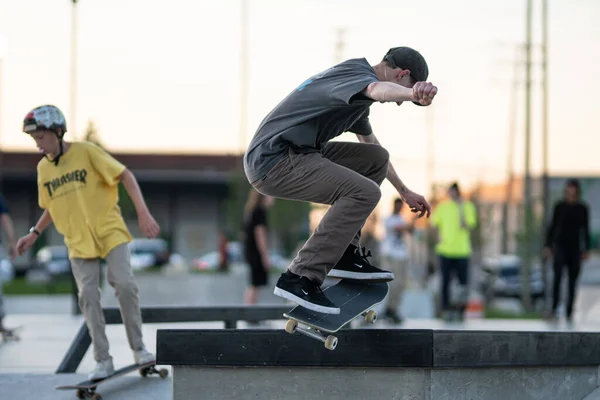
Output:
[383,47,429,106]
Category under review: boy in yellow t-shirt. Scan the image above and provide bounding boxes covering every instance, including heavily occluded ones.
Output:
[430,182,477,321]
[15,105,161,380]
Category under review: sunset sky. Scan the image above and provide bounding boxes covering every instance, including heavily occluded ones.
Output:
[0,0,599,202]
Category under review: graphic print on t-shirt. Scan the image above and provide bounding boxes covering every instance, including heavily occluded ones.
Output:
[42,168,88,199]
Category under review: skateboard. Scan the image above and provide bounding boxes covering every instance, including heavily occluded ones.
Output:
[283,279,389,350]
[0,325,22,341]
[55,361,169,399]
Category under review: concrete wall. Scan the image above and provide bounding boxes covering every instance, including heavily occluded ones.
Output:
[172,365,600,400]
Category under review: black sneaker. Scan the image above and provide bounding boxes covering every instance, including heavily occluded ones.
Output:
[328,245,394,282]
[385,308,404,324]
[273,271,340,314]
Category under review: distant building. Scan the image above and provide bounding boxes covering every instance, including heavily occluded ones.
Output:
[0,150,244,267]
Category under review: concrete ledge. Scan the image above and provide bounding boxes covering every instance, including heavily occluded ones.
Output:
[157,329,433,367]
[157,329,600,368]
[156,329,600,400]
[171,366,599,400]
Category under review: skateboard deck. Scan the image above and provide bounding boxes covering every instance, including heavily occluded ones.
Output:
[0,325,23,341]
[284,279,389,350]
[55,361,169,399]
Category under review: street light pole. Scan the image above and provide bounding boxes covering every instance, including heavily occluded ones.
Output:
[0,35,8,194]
[239,0,249,154]
[522,0,534,311]
[541,0,550,310]
[70,0,78,140]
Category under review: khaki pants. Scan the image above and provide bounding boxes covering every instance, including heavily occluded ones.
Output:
[71,243,144,362]
[382,256,408,311]
[253,142,389,284]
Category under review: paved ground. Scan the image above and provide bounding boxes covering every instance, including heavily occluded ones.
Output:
[2,259,600,399]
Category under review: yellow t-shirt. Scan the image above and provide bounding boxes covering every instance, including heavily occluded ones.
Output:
[37,141,132,259]
[430,199,477,258]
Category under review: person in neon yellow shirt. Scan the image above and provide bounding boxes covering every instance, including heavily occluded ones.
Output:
[15,105,161,380]
[430,182,477,320]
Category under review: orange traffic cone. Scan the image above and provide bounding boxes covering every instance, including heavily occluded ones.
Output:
[466,292,485,319]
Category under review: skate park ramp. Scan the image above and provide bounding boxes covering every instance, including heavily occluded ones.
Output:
[157,328,600,400]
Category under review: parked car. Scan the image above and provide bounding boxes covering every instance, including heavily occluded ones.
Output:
[191,242,290,272]
[34,245,71,276]
[128,238,170,270]
[479,254,547,307]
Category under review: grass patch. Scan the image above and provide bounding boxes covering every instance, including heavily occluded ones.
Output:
[2,276,75,295]
[485,307,543,320]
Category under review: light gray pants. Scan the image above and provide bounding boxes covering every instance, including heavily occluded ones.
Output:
[253,142,389,284]
[71,243,145,362]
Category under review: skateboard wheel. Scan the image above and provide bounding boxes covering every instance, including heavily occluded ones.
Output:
[76,389,86,399]
[91,394,102,400]
[285,319,298,334]
[324,335,338,350]
[364,310,377,324]
[159,368,169,378]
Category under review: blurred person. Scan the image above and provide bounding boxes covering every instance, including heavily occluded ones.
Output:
[15,105,160,380]
[0,194,16,332]
[380,198,416,324]
[218,232,229,272]
[544,178,590,322]
[430,182,477,321]
[241,189,275,307]
[243,46,437,314]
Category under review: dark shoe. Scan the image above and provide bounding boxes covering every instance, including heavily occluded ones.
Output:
[385,308,403,324]
[273,271,340,314]
[328,245,394,282]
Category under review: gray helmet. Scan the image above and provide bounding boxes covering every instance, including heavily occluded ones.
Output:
[23,105,68,166]
[23,105,67,137]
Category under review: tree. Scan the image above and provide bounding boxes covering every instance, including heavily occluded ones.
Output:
[83,120,136,218]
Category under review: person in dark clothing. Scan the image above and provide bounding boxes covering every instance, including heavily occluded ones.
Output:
[544,178,591,321]
[242,189,275,306]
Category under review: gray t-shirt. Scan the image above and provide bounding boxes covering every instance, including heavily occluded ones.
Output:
[243,58,379,184]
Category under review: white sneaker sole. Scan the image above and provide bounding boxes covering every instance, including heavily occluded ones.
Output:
[327,270,395,282]
[273,287,340,315]
[88,370,113,381]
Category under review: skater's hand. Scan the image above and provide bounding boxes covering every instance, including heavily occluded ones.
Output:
[402,189,431,218]
[412,82,438,106]
[138,210,160,239]
[16,233,37,257]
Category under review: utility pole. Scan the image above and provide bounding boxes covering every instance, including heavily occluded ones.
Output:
[70,0,78,140]
[540,0,550,310]
[521,0,534,311]
[334,27,346,63]
[239,0,249,154]
[0,41,5,194]
[502,45,522,254]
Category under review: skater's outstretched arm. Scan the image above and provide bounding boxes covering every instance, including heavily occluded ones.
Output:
[0,213,15,259]
[120,169,160,239]
[15,210,53,256]
[357,133,431,218]
[363,81,438,106]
